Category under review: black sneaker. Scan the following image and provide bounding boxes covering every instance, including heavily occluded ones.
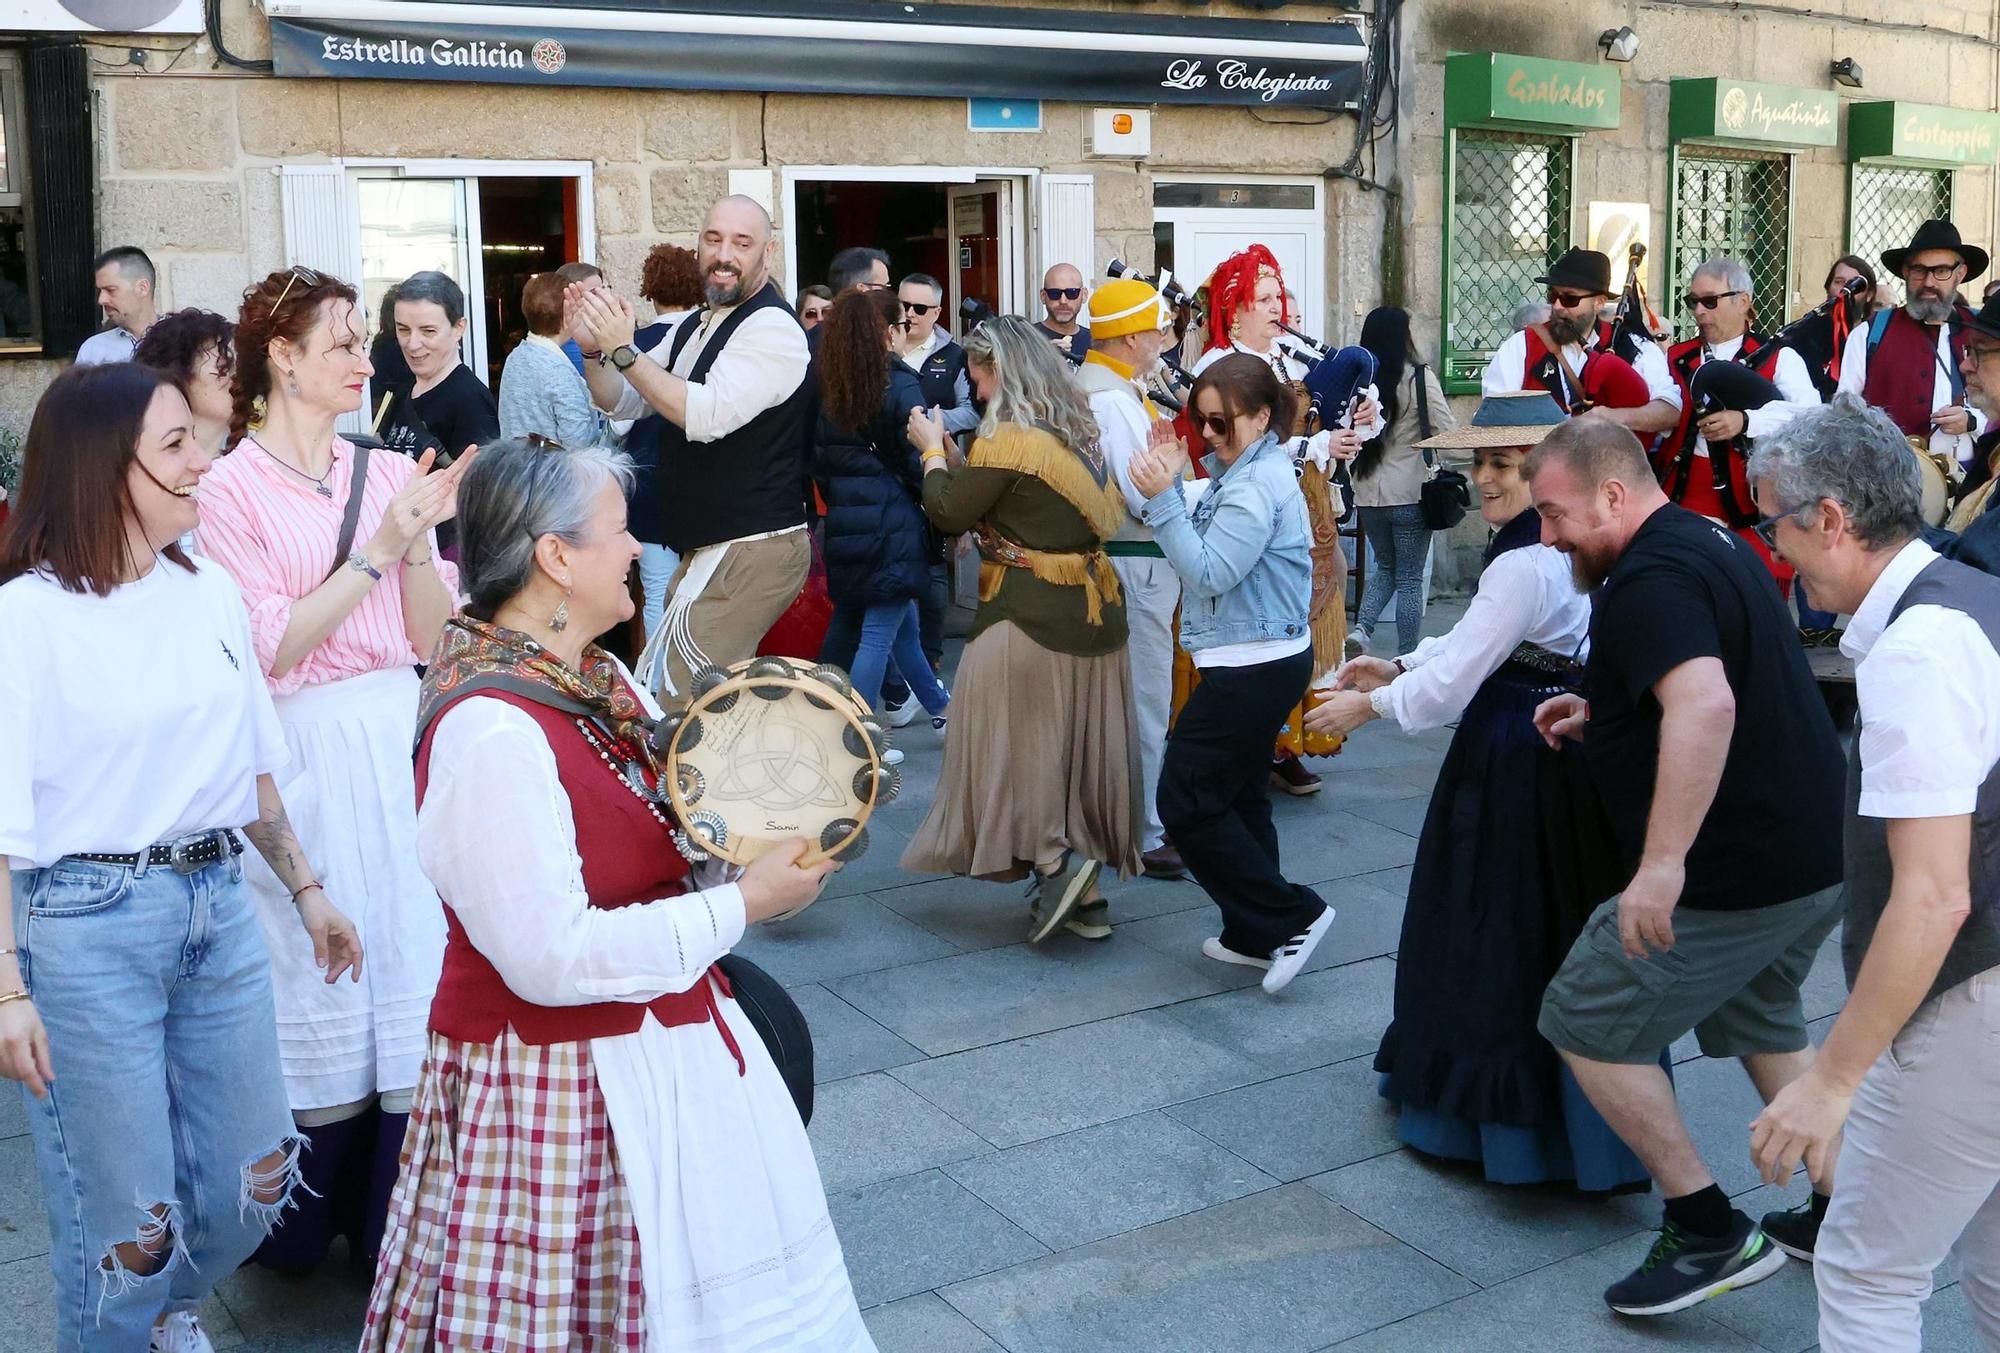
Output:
[1759,1198,1823,1261]
[1604,1211,1787,1317]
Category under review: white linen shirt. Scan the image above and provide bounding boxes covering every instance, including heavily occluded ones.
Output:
[1836,313,1990,455]
[0,556,287,869]
[1842,538,2000,819]
[1480,326,1680,409]
[1381,540,1590,732]
[605,299,809,444]
[1697,336,1821,445]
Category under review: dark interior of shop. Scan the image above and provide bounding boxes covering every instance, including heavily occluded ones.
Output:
[477,175,575,388]
[793,180,950,299]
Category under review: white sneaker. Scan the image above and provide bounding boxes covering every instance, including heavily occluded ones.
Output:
[1345,627,1369,659]
[881,694,919,728]
[882,747,906,767]
[1262,907,1336,994]
[1201,937,1271,970]
[151,1311,215,1353]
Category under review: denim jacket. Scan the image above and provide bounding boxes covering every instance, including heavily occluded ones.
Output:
[1140,431,1311,652]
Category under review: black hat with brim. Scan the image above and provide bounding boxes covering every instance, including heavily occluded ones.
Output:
[1968,297,2000,344]
[1882,218,1989,284]
[1533,248,1615,297]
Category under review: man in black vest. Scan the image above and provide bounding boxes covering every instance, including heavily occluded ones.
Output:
[571,194,812,699]
[1746,396,2000,1350]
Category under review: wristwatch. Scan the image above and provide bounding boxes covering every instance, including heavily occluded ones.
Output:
[346,550,382,581]
[610,344,639,371]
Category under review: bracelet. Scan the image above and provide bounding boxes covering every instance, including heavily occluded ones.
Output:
[290,881,324,903]
[581,349,604,361]
[0,990,29,1007]
[405,551,432,569]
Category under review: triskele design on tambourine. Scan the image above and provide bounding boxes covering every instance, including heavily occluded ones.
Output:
[648,656,900,871]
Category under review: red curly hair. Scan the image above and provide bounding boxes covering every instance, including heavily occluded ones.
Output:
[1201,245,1291,354]
[229,267,361,447]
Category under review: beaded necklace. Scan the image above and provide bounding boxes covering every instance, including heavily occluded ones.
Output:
[573,716,675,832]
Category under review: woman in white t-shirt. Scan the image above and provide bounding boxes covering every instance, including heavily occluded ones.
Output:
[0,363,363,1353]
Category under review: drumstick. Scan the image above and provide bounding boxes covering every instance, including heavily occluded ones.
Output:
[370,391,393,436]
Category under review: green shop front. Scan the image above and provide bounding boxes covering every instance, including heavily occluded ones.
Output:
[1846,101,2000,274]
[1666,77,1836,328]
[1439,51,1621,393]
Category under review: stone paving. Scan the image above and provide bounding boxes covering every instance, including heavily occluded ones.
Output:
[0,601,1983,1352]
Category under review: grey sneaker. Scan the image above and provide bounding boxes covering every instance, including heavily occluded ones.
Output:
[1028,852,1102,944]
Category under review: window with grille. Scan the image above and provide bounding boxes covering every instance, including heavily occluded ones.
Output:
[1444,128,1573,391]
[1670,147,1792,331]
[1850,165,1951,299]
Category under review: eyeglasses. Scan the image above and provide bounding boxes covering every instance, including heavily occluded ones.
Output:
[1546,290,1597,310]
[1192,412,1232,438]
[1683,290,1746,311]
[270,266,328,316]
[1904,262,1965,283]
[901,300,937,317]
[1968,342,2000,364]
[1752,505,1807,548]
[1044,287,1083,301]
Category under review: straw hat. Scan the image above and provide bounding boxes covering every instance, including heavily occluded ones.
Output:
[1415,390,1568,449]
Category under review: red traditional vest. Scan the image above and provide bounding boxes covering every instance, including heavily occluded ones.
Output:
[1863,306,1972,439]
[415,688,742,1065]
[1652,334,1794,593]
[1519,325,1652,413]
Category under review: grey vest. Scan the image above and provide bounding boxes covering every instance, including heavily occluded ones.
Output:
[1843,556,2000,1002]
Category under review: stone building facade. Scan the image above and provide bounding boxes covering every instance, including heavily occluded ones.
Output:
[3,0,1998,591]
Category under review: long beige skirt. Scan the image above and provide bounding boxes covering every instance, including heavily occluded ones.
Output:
[902,619,1143,880]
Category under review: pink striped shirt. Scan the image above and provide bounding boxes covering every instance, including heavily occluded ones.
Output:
[197,436,461,696]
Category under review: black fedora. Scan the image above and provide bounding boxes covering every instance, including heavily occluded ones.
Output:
[1968,297,2000,344]
[1882,218,1989,283]
[1534,248,1615,297]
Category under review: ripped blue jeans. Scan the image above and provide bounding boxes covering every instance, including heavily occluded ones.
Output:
[12,849,302,1350]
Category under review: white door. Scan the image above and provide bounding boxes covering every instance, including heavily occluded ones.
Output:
[1153,180,1326,343]
[947,179,1026,336]
[351,174,484,391]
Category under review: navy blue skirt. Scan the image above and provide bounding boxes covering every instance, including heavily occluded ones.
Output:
[1374,659,1651,1191]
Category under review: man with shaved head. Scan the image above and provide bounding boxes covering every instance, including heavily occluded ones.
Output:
[572,195,813,697]
[1036,262,1092,365]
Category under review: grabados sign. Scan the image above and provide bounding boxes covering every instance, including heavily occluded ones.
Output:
[1445,52,1620,131]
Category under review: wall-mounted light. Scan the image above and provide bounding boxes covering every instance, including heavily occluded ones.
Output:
[1598,26,1640,63]
[1831,57,1865,89]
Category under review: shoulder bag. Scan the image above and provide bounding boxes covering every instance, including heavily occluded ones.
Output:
[1413,366,1471,531]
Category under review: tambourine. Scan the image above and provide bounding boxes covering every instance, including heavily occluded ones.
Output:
[648,656,899,868]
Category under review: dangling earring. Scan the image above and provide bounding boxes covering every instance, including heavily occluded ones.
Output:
[284,371,301,397]
[550,594,570,632]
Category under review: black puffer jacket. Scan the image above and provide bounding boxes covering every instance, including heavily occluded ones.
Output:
[813,366,930,606]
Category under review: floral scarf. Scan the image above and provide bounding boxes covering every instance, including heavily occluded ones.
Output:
[416,615,663,779]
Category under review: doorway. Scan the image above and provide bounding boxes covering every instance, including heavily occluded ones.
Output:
[475,177,576,389]
[1152,177,1327,340]
[785,169,1030,334]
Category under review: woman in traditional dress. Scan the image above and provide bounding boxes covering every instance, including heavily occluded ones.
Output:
[1189,245,1373,795]
[902,316,1140,943]
[362,437,872,1352]
[1129,355,1333,994]
[197,267,471,1272]
[1304,390,1647,1191]
[0,362,361,1353]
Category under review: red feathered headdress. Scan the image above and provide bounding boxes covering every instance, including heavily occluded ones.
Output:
[1202,245,1291,355]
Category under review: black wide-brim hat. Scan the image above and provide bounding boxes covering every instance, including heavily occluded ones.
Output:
[1969,297,2000,344]
[1882,218,1989,283]
[1533,248,1615,297]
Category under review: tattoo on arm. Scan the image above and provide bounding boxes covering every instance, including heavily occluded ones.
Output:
[243,800,304,885]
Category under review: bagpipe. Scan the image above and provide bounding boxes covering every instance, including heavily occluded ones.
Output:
[1605,241,1668,366]
[1534,243,1663,416]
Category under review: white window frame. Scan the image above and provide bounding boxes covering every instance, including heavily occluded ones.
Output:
[0,51,24,209]
[1151,172,1327,341]
[779,164,1040,318]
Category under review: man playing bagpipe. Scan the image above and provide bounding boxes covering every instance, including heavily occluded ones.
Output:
[1482,248,1677,433]
[1654,257,1821,591]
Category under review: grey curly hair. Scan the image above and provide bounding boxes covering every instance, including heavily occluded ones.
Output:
[1746,393,1923,549]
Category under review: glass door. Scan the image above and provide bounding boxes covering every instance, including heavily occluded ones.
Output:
[352,174,485,423]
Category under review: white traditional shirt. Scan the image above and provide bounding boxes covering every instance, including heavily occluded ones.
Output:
[1691,335,1821,455]
[605,299,809,444]
[1378,538,1590,732]
[1842,538,2000,819]
[1481,325,1681,409]
[1836,312,1990,462]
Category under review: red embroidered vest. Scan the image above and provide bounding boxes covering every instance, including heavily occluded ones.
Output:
[1652,334,1794,591]
[415,688,739,1058]
[1863,307,1970,438]
[1519,326,1652,412]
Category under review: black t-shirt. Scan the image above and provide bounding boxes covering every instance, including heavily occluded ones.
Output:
[1583,505,1844,910]
[409,363,499,458]
[1034,320,1091,366]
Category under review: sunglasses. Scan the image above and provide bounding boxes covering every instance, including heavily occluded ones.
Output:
[1546,290,1598,309]
[1044,287,1083,301]
[524,432,566,452]
[1684,290,1745,311]
[901,300,937,317]
[1192,411,1232,439]
[1752,505,1805,549]
[1905,263,1964,283]
[270,266,329,316]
